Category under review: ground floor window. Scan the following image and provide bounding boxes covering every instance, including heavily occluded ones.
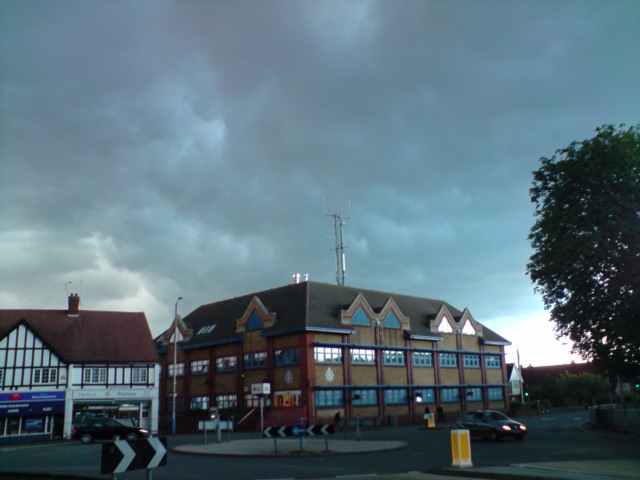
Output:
[384,388,407,404]
[315,389,343,407]
[274,390,301,407]
[465,388,482,401]
[244,394,272,408]
[414,388,435,404]
[189,396,209,411]
[353,389,377,405]
[488,387,504,400]
[215,394,237,409]
[441,388,460,403]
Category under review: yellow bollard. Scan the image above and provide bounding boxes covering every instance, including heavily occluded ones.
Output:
[450,429,473,467]
[426,413,435,428]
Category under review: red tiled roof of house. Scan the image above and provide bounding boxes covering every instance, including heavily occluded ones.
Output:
[0,308,159,363]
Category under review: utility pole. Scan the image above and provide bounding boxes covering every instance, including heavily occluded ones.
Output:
[324,201,350,286]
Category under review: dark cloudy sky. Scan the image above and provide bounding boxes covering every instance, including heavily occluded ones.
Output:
[1,1,638,366]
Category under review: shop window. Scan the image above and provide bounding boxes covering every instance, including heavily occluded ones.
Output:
[274,347,300,367]
[132,367,148,383]
[351,348,375,365]
[83,367,107,384]
[191,359,209,375]
[439,353,457,367]
[315,389,343,407]
[314,347,342,364]
[463,355,480,368]
[352,389,377,405]
[33,368,58,384]
[243,352,266,370]
[216,356,237,372]
[485,355,501,368]
[413,352,433,366]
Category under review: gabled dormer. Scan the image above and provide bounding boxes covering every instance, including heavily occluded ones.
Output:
[458,308,483,336]
[377,297,410,330]
[430,305,455,333]
[340,293,376,327]
[236,296,276,333]
[161,314,193,345]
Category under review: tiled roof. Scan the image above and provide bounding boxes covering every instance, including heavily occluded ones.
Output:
[0,309,159,363]
[169,281,510,349]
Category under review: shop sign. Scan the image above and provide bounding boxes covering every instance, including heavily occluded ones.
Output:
[0,391,65,416]
[73,389,155,400]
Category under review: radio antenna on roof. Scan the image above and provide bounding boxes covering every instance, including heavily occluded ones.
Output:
[324,200,350,286]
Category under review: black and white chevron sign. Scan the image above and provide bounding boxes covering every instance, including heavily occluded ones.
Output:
[263,424,334,438]
[101,437,167,475]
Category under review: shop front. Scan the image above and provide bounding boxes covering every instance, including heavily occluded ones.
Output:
[68,388,157,435]
[0,391,65,444]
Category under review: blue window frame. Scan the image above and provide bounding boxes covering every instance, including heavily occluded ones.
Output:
[384,388,408,405]
[441,388,460,403]
[463,354,480,368]
[315,389,343,407]
[414,388,435,404]
[274,347,300,367]
[244,352,267,370]
[412,352,433,366]
[314,347,342,364]
[488,387,504,400]
[383,350,405,366]
[439,353,457,367]
[351,348,375,365]
[485,355,501,368]
[352,389,377,405]
[465,387,482,401]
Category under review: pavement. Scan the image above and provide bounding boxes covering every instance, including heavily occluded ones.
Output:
[173,435,640,480]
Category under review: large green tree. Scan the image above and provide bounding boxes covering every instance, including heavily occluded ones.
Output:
[527,125,640,376]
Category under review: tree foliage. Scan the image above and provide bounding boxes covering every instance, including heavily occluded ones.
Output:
[527,125,640,376]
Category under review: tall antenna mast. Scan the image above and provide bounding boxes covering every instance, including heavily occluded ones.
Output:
[324,200,350,286]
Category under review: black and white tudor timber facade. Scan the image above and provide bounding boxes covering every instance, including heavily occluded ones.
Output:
[0,294,160,444]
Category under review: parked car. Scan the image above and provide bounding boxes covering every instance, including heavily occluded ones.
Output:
[71,417,149,444]
[456,410,527,441]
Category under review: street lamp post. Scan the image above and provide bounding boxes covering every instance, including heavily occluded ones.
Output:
[171,296,182,435]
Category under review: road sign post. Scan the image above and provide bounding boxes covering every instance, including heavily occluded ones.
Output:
[101,436,167,478]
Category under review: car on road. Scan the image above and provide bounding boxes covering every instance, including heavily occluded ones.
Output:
[456,410,527,441]
[71,417,149,444]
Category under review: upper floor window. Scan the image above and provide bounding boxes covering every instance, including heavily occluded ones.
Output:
[383,350,405,366]
[244,352,267,370]
[274,347,300,367]
[485,355,501,369]
[168,362,184,377]
[84,367,107,384]
[413,352,433,367]
[439,353,457,367]
[463,354,480,368]
[314,347,342,364]
[0,369,3,385]
[132,367,148,383]
[216,356,237,372]
[351,348,375,365]
[33,368,58,384]
[191,359,209,375]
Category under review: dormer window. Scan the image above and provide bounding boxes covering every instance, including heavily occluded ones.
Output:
[437,318,453,333]
[461,320,476,335]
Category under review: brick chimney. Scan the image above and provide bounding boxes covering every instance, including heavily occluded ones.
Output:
[68,293,80,316]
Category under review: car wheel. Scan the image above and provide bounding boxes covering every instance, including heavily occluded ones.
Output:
[489,430,500,442]
[125,432,138,442]
[80,434,93,444]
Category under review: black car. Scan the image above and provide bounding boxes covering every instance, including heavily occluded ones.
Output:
[71,417,149,443]
[456,410,527,441]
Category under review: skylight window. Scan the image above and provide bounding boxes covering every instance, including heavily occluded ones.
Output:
[197,324,216,335]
